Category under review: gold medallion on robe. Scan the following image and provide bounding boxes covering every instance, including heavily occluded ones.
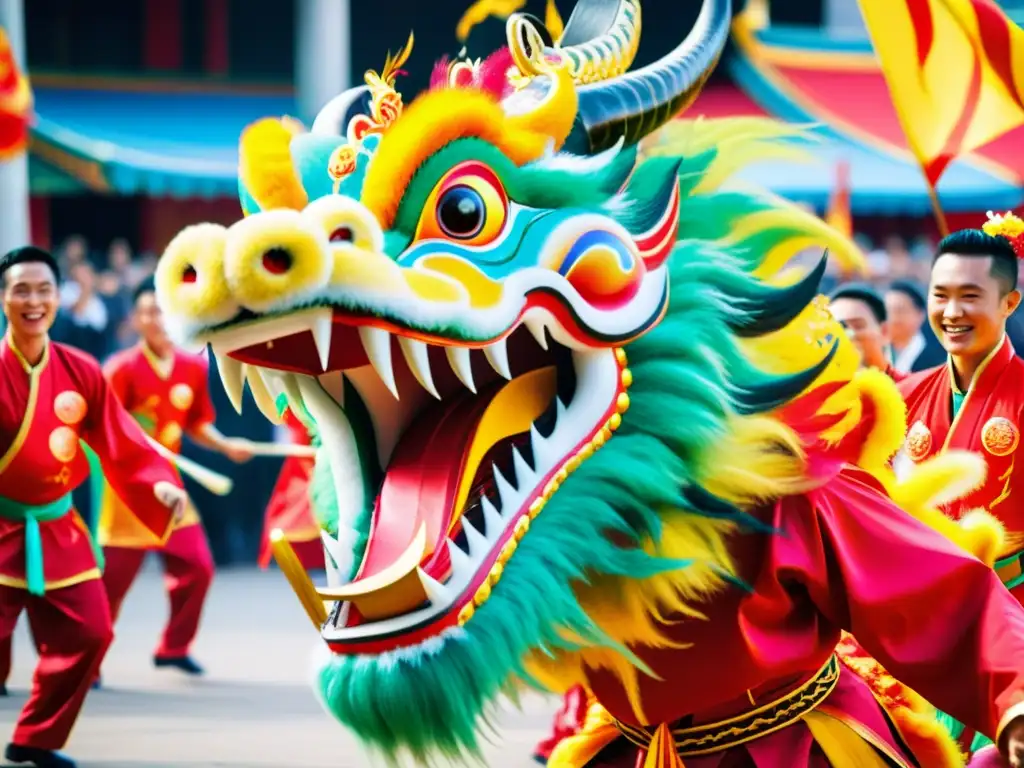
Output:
[48,426,79,463]
[169,383,194,411]
[905,421,932,462]
[53,390,87,426]
[159,421,183,447]
[981,417,1019,457]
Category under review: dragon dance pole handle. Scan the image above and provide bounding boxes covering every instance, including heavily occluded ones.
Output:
[270,528,329,630]
[145,436,234,496]
[238,440,318,459]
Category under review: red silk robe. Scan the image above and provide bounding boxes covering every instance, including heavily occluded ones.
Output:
[899,336,1024,598]
[559,467,1024,767]
[98,344,216,548]
[258,409,324,570]
[0,339,177,592]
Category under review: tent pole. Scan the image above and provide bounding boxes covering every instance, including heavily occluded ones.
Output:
[0,0,30,255]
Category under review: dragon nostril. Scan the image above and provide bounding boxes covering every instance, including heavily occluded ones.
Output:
[262,247,293,275]
[182,265,197,284]
[330,226,354,243]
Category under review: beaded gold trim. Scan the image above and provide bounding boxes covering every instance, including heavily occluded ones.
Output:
[456,347,632,627]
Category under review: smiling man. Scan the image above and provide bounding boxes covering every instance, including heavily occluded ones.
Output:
[0,246,185,768]
[897,225,1024,756]
[900,228,1023,564]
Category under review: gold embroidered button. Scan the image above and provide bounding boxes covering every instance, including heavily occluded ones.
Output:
[982,416,1019,457]
[169,383,194,410]
[53,390,87,426]
[905,420,933,462]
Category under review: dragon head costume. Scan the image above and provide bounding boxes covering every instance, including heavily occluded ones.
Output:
[153,0,988,763]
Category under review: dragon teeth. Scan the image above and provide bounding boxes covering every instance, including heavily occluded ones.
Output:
[523,317,549,350]
[483,337,512,380]
[358,326,399,399]
[321,530,349,587]
[462,519,489,559]
[398,337,441,400]
[416,567,451,606]
[246,366,283,425]
[481,495,503,532]
[212,350,246,414]
[492,463,517,509]
[510,446,535,489]
[446,537,474,579]
[444,346,477,393]
[310,309,333,373]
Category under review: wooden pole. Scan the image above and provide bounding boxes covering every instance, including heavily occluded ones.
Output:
[270,529,328,630]
[926,180,950,238]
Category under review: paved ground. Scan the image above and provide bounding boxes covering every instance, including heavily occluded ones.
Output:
[0,563,557,767]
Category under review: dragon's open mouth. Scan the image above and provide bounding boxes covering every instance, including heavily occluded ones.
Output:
[208,308,629,654]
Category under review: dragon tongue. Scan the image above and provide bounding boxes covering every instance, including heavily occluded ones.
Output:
[354,383,499,586]
[351,368,559,602]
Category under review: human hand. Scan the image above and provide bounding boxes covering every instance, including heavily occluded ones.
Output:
[154,480,187,522]
[222,437,254,464]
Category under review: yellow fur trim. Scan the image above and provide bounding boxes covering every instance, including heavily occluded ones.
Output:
[879,451,1004,566]
[238,118,308,213]
[643,117,866,277]
[643,117,818,196]
[849,368,908,471]
[700,414,815,505]
[362,89,553,229]
[889,451,988,511]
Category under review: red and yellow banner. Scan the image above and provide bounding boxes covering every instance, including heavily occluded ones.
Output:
[858,0,1024,185]
[0,26,32,160]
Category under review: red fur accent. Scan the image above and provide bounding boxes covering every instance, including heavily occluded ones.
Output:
[429,48,516,97]
[476,47,515,98]
[1002,232,1024,260]
[429,57,451,90]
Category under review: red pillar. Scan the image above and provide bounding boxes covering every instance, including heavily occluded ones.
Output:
[29,197,50,250]
[144,0,183,72]
[204,0,229,76]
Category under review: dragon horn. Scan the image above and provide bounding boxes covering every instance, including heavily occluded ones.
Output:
[566,0,731,154]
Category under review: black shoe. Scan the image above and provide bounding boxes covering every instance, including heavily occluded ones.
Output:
[0,682,7,696]
[153,655,204,675]
[4,743,77,767]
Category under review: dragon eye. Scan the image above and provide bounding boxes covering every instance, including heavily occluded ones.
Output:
[437,186,485,239]
[414,161,509,248]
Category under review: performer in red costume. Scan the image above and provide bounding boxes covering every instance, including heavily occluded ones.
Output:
[257,407,324,572]
[899,223,1024,598]
[97,277,252,681]
[0,246,185,768]
[897,218,1024,760]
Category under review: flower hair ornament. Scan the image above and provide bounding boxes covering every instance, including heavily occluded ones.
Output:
[983,210,1024,259]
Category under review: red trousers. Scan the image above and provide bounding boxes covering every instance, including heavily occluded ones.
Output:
[102,523,214,657]
[534,685,589,763]
[0,578,113,749]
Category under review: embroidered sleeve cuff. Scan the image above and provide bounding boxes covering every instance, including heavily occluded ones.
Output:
[996,700,1024,749]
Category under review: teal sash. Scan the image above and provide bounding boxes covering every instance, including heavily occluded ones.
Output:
[995,550,1024,591]
[0,494,73,596]
[79,441,106,573]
